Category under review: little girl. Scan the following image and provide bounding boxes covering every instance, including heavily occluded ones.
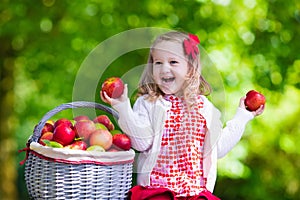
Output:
[102,31,264,200]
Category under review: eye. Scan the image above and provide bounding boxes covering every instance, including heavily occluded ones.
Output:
[154,61,162,65]
[170,60,179,65]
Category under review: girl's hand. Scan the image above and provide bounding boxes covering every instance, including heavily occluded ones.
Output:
[239,97,265,116]
[100,84,128,106]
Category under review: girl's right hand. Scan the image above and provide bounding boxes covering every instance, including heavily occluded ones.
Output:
[100,84,128,106]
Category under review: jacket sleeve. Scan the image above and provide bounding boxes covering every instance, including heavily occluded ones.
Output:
[112,97,155,152]
[217,107,254,158]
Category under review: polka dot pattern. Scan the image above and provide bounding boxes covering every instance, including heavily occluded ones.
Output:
[150,95,207,197]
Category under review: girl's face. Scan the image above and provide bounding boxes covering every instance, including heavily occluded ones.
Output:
[152,41,189,96]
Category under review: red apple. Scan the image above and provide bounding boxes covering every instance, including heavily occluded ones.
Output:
[54,118,73,129]
[71,125,78,137]
[74,115,90,122]
[101,77,124,98]
[244,90,266,111]
[89,129,113,150]
[39,132,54,146]
[74,119,96,140]
[64,140,87,150]
[53,124,76,146]
[41,123,54,135]
[93,115,114,131]
[112,133,131,151]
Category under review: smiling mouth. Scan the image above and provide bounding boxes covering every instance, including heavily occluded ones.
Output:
[161,77,175,83]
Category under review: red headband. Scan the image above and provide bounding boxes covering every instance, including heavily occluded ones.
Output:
[183,33,200,59]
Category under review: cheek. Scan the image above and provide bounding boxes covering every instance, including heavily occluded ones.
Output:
[175,67,189,80]
[152,68,160,80]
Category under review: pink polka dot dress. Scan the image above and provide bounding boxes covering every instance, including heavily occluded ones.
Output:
[150,95,207,197]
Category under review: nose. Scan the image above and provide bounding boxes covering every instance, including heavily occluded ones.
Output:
[161,62,171,73]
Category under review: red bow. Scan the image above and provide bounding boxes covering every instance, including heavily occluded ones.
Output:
[184,33,200,59]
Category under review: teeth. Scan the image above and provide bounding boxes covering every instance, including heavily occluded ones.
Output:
[162,77,175,82]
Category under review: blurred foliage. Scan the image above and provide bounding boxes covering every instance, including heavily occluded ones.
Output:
[0,0,299,199]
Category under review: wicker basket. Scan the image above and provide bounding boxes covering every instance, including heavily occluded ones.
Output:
[23,101,135,200]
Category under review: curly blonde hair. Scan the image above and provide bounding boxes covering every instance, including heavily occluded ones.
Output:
[138,31,211,107]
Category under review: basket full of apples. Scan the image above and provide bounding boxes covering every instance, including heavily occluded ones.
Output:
[22,101,135,200]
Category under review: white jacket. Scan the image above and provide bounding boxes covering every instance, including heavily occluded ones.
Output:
[113,95,254,192]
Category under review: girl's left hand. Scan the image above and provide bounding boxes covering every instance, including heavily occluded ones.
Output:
[239,97,265,116]
[101,84,128,106]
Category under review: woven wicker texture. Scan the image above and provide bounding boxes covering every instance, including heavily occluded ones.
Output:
[25,152,132,199]
[24,101,134,200]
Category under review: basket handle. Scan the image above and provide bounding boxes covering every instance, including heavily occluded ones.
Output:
[30,101,119,143]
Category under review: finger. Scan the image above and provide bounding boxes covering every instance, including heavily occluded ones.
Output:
[253,104,265,116]
[102,91,113,104]
[100,91,107,102]
[103,91,112,102]
[257,104,265,115]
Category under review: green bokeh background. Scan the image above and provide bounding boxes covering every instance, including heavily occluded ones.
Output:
[1,0,299,199]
